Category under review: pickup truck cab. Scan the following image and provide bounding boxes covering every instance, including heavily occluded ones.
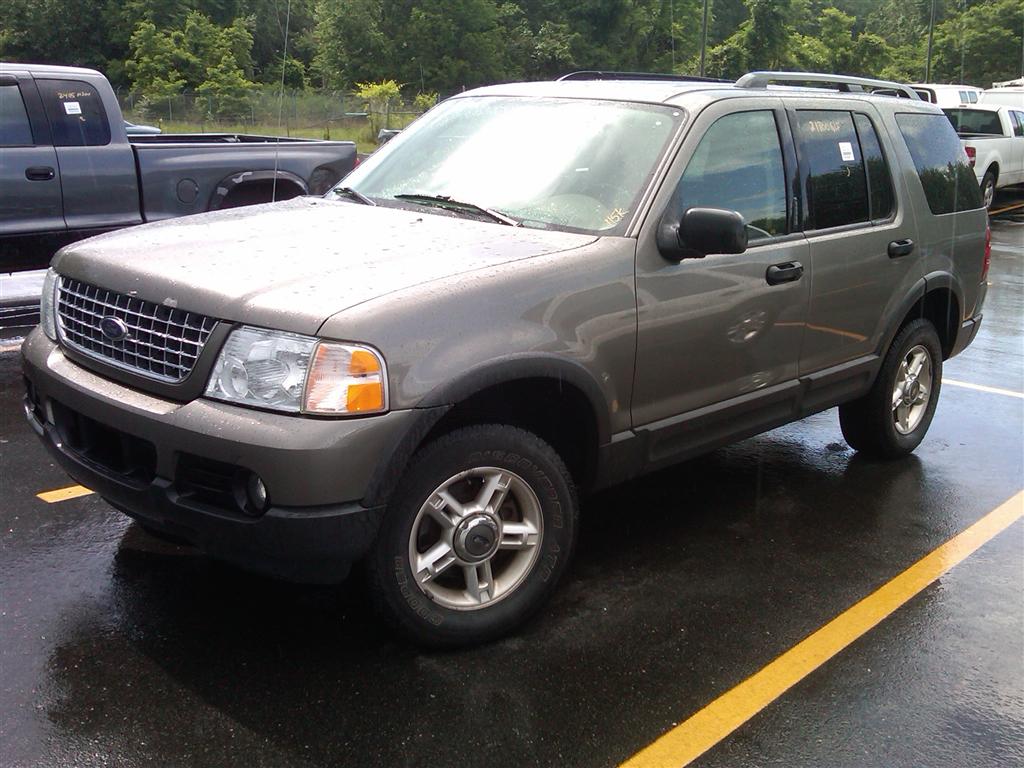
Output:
[943,103,1024,207]
[0,63,357,270]
[23,71,989,647]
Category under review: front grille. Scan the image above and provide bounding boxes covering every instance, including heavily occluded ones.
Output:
[56,277,217,383]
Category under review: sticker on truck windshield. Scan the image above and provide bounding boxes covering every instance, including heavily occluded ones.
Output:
[63,101,82,115]
[839,141,855,162]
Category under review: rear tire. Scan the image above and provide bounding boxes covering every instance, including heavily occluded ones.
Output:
[839,319,942,459]
[980,169,997,210]
[366,424,578,648]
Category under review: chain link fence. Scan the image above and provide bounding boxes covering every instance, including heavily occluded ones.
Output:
[115,87,426,145]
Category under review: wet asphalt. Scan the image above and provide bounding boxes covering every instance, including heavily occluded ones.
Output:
[1,219,1021,768]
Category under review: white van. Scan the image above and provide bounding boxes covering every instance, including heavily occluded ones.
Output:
[912,83,983,107]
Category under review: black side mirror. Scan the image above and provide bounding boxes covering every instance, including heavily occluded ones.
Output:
[657,206,748,261]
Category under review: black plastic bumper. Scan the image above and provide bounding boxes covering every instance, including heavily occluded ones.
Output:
[24,383,383,584]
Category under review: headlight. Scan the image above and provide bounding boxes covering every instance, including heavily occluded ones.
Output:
[40,268,59,341]
[205,326,387,416]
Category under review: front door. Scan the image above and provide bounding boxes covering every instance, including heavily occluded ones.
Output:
[632,100,809,461]
[0,73,64,244]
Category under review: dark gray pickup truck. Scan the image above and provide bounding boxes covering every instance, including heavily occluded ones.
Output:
[0,63,357,270]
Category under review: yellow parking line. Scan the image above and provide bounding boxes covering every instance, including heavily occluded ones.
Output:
[944,378,1024,399]
[620,490,1024,768]
[36,484,95,503]
[989,201,1024,216]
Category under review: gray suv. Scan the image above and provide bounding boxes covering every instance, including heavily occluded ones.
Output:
[22,71,989,646]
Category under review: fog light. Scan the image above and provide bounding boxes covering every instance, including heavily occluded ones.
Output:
[246,473,269,512]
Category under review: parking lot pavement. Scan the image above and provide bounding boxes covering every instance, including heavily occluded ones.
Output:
[1,221,1021,768]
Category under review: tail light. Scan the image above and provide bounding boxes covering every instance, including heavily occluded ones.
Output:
[982,224,991,281]
[964,146,976,167]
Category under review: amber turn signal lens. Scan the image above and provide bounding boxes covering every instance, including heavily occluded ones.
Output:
[303,342,387,415]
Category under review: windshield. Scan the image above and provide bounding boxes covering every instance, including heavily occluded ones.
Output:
[333,96,683,234]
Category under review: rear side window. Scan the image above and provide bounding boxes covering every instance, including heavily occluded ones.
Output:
[795,110,868,229]
[676,110,788,241]
[896,113,983,215]
[1011,111,1024,137]
[853,114,895,221]
[35,78,110,147]
[0,84,34,146]
[943,108,1003,135]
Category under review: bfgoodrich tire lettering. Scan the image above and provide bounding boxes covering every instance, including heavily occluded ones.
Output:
[367,424,578,647]
[839,318,943,459]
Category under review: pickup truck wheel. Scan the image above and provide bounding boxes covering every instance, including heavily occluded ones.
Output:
[980,169,997,209]
[839,319,942,459]
[366,424,578,648]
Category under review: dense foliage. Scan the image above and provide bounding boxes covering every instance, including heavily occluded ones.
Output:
[1,0,1020,101]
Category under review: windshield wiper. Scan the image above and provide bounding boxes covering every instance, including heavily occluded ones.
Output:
[393,193,520,226]
[332,187,376,205]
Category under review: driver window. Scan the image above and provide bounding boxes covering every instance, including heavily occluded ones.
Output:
[675,110,788,242]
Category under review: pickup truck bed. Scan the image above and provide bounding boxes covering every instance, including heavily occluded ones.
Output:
[1,63,357,271]
[944,105,1024,208]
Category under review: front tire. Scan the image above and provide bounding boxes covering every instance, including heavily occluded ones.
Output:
[839,319,942,459]
[366,424,578,648]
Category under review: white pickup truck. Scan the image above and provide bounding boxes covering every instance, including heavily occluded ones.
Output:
[943,104,1024,208]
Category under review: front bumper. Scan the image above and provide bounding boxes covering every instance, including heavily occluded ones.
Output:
[22,330,424,583]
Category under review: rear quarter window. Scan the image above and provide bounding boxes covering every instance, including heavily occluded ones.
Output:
[853,113,895,221]
[896,113,983,215]
[35,78,111,147]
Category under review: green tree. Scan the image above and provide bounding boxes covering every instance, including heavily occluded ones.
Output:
[312,0,392,88]
[197,54,254,119]
[931,0,1023,86]
[127,20,190,99]
[355,79,402,131]
[703,0,791,78]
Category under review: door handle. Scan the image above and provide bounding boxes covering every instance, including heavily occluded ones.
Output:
[766,261,804,285]
[25,166,55,181]
[888,239,915,258]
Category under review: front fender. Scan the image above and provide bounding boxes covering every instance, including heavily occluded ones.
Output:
[417,353,613,446]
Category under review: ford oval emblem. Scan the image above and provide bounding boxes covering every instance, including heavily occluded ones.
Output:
[99,316,129,342]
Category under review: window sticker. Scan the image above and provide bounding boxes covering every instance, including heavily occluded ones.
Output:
[839,141,855,162]
[63,101,82,115]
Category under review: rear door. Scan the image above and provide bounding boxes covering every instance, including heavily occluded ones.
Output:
[33,76,141,234]
[0,72,64,240]
[788,100,920,381]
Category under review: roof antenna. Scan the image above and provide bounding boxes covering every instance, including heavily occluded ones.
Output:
[273,0,293,203]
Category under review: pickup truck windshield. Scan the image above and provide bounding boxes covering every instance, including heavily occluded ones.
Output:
[335,96,683,234]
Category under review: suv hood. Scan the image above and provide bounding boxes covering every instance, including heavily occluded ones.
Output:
[53,197,596,335]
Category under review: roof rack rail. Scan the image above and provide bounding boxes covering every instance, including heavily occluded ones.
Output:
[558,70,729,83]
[735,71,921,100]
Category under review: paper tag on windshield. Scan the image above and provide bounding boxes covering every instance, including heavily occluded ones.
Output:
[63,101,82,115]
[839,141,855,162]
